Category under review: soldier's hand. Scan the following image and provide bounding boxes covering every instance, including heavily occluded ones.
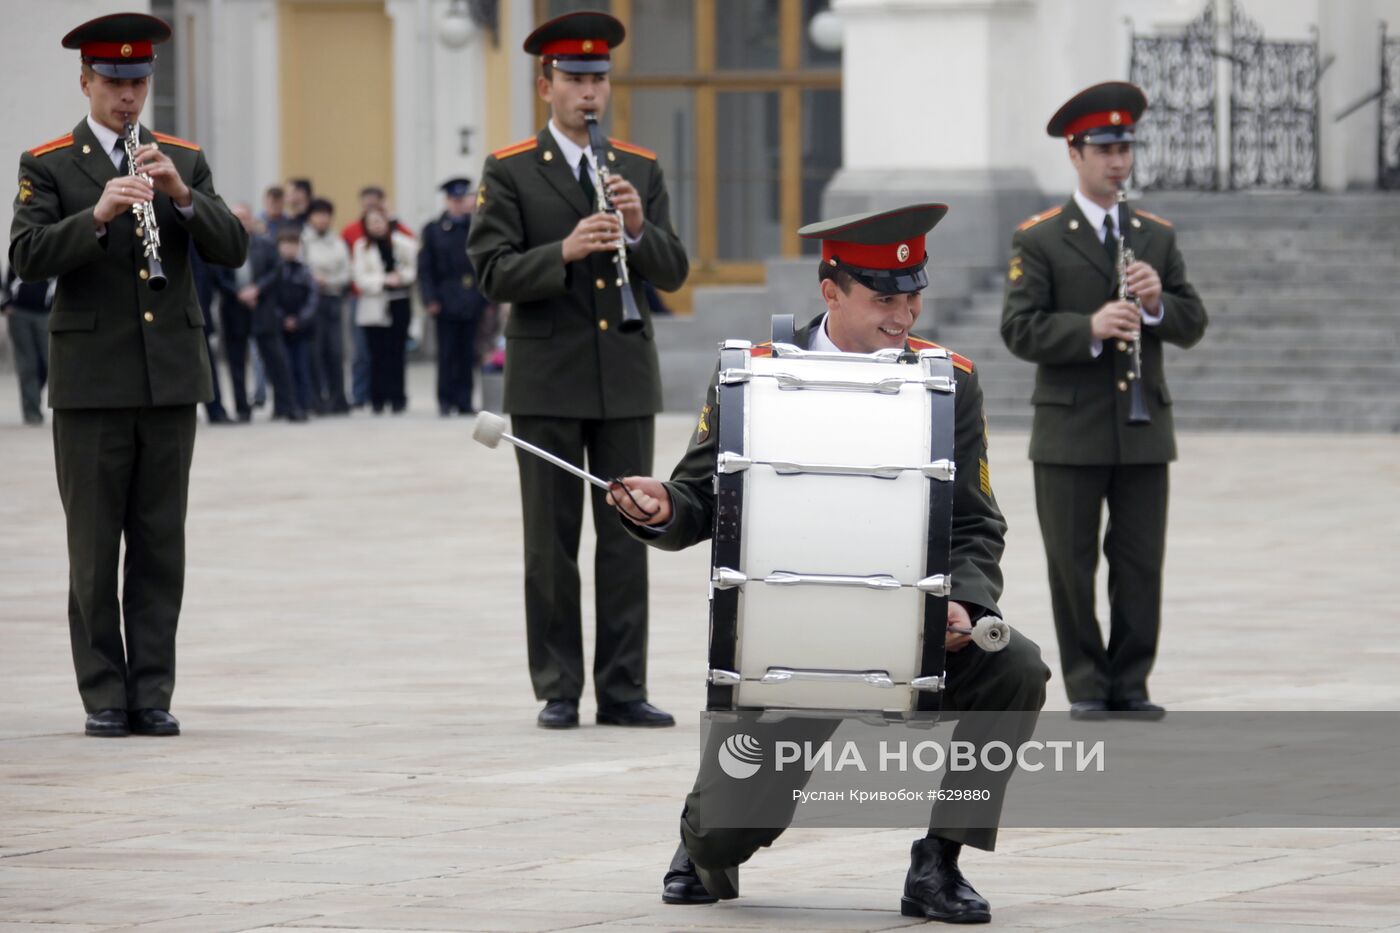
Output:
[1125,260,1162,313]
[425,302,441,317]
[1090,300,1141,342]
[605,175,644,238]
[945,601,974,653]
[93,175,154,225]
[561,213,624,263]
[607,476,672,527]
[133,144,192,207]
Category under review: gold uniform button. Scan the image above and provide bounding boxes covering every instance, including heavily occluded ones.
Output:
[1117,380,1128,392]
[598,319,609,332]
[139,269,149,281]
[1116,340,1128,352]
[595,277,606,290]
[143,311,154,323]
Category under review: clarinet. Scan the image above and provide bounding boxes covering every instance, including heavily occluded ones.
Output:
[122,121,167,291]
[583,113,644,333]
[1115,188,1149,425]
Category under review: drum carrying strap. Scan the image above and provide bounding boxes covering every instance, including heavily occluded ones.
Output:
[770,313,795,347]
[708,341,751,710]
[917,352,956,712]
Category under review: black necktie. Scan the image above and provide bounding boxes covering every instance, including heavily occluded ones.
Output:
[116,139,129,175]
[577,154,596,207]
[1102,213,1118,264]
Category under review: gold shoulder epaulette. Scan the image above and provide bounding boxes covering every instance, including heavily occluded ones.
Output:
[491,138,538,160]
[908,336,973,374]
[29,133,74,157]
[1134,208,1173,228]
[609,138,657,161]
[749,341,773,359]
[1016,206,1062,232]
[153,131,200,151]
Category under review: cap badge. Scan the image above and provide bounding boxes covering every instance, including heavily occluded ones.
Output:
[581,39,595,53]
[120,43,133,58]
[896,243,911,263]
[1110,111,1122,125]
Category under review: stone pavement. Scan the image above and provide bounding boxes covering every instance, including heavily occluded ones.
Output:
[2,367,1399,932]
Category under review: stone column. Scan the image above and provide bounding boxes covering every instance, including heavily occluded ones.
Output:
[825,0,1046,288]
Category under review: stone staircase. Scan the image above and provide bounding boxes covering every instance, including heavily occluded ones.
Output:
[664,192,1400,432]
[927,192,1400,433]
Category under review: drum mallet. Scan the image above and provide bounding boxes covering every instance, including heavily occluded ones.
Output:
[948,616,1011,652]
[472,412,611,490]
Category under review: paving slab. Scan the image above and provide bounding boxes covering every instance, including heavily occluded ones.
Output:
[1,367,1398,931]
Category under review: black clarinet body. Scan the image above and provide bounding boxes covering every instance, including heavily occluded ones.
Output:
[583,113,644,333]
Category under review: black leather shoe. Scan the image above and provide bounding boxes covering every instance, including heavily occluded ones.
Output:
[130,709,180,736]
[1069,700,1109,721]
[537,699,579,729]
[596,700,675,727]
[1109,699,1166,720]
[902,837,990,923]
[661,842,720,904]
[84,709,129,738]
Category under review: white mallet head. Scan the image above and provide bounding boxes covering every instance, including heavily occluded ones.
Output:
[472,411,508,449]
[971,616,1011,653]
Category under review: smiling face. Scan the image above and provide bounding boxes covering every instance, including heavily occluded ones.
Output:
[1069,140,1134,204]
[81,69,149,133]
[822,276,923,353]
[539,70,610,137]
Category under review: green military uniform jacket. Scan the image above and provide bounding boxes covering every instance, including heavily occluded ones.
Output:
[1000,198,1208,465]
[629,317,1009,617]
[10,119,248,409]
[466,128,689,420]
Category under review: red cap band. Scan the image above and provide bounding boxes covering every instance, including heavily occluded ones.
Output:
[81,39,153,60]
[1064,109,1133,140]
[540,38,609,57]
[822,236,925,271]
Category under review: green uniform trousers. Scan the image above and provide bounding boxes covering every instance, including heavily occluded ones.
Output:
[53,405,198,712]
[511,414,654,705]
[680,627,1050,868]
[1033,463,1169,703]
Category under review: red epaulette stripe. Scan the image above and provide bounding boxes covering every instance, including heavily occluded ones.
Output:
[29,133,74,157]
[1134,209,1174,228]
[907,336,974,373]
[491,138,538,160]
[609,138,657,161]
[749,342,773,358]
[1017,206,1062,231]
[153,131,200,151]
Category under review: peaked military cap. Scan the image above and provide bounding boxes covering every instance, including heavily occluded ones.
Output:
[440,176,473,197]
[799,204,948,295]
[523,10,625,74]
[1047,81,1148,145]
[63,12,171,79]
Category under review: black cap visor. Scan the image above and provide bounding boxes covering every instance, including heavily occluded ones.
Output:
[838,261,929,296]
[1078,126,1136,145]
[550,56,611,74]
[88,58,155,79]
